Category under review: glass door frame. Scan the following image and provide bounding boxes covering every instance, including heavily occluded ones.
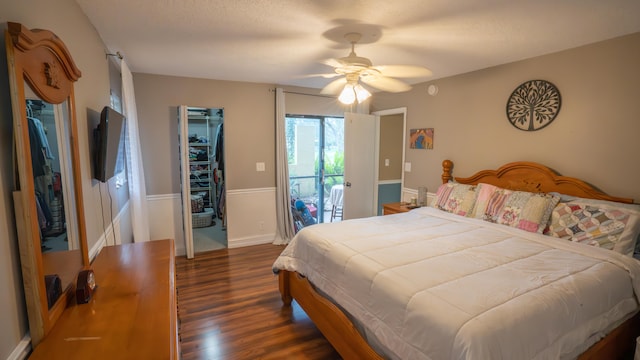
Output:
[286,114,344,224]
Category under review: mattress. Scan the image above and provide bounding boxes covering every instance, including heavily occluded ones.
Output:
[273,207,640,360]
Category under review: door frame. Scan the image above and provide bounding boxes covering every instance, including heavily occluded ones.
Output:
[178,105,195,259]
[372,107,407,213]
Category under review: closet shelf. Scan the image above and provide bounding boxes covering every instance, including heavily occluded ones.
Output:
[189,161,210,165]
[191,186,211,191]
[187,109,216,211]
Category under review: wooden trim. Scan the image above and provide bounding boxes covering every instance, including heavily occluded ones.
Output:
[279,271,383,360]
[382,202,412,215]
[29,240,178,359]
[7,22,81,104]
[281,159,639,359]
[6,22,87,346]
[441,159,453,184]
[449,160,633,203]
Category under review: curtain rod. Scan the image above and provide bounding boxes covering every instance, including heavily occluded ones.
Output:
[270,88,335,99]
[106,51,123,60]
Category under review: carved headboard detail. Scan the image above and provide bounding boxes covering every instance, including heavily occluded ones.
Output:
[441,160,633,204]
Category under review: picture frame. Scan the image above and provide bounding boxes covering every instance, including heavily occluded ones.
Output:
[409,128,434,149]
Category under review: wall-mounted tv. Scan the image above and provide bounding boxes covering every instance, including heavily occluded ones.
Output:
[94,106,126,182]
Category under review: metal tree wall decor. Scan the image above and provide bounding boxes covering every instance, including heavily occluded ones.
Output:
[506,80,561,131]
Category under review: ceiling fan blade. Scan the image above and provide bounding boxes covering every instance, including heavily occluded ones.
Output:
[322,58,346,68]
[371,65,432,78]
[321,77,347,95]
[361,75,411,93]
[300,72,342,79]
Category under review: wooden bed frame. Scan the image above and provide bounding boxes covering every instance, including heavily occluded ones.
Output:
[279,160,640,359]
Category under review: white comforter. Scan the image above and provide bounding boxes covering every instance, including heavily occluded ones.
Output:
[272,207,640,360]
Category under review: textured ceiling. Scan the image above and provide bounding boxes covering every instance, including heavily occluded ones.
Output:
[76,0,640,91]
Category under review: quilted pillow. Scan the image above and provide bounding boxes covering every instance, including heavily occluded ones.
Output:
[469,183,500,219]
[471,183,560,233]
[545,202,640,256]
[432,183,477,216]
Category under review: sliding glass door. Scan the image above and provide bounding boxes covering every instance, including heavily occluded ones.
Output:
[286,115,344,226]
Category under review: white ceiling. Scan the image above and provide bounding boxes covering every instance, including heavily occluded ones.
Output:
[76,0,640,92]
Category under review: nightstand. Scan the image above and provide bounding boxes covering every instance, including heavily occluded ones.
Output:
[382,202,414,215]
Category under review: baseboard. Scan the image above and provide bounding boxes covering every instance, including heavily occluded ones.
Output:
[228,234,275,248]
[7,334,31,360]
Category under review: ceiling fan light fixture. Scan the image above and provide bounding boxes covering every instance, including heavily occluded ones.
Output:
[354,84,371,102]
[338,83,356,104]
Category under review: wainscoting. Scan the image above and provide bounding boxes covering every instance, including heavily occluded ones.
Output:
[402,187,436,206]
[147,188,277,256]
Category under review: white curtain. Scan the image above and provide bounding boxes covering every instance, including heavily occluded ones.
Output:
[273,88,296,245]
[121,61,150,242]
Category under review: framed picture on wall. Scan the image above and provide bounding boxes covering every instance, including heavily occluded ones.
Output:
[409,128,434,149]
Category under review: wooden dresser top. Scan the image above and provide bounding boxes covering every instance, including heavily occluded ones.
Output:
[29,239,178,359]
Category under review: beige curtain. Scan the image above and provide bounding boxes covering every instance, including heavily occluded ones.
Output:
[273,88,296,245]
[121,61,150,242]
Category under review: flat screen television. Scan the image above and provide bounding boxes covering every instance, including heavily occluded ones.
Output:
[94,106,126,182]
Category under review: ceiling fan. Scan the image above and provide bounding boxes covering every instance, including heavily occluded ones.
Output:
[319,32,432,104]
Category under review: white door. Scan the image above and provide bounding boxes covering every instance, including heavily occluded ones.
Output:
[178,105,195,259]
[343,112,376,220]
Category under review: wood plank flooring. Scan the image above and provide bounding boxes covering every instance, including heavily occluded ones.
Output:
[175,244,341,360]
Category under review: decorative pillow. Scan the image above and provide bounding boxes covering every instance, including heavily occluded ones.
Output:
[469,183,501,219]
[545,202,640,256]
[432,183,477,216]
[482,189,560,233]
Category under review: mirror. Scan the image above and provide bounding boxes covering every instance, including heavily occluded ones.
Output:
[6,22,89,346]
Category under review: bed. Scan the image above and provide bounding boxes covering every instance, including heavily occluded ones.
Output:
[273,160,640,359]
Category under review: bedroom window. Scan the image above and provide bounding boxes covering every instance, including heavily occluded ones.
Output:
[286,115,344,225]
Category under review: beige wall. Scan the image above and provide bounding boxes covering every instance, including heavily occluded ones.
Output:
[1,0,123,356]
[372,32,640,201]
[133,77,348,195]
[378,114,403,181]
[133,74,276,194]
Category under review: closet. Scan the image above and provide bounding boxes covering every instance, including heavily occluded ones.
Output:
[179,106,226,258]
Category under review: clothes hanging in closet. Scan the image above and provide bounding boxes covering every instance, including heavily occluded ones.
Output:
[28,117,48,177]
[214,123,224,171]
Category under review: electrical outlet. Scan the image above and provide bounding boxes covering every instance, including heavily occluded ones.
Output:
[385,158,390,167]
[259,221,264,230]
[256,162,265,172]
[404,162,412,172]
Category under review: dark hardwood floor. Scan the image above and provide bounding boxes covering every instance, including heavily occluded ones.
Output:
[175,243,341,360]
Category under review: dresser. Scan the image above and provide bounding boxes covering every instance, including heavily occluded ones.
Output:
[29,239,179,359]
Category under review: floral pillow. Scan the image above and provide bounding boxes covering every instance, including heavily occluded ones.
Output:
[432,183,477,216]
[488,190,559,233]
[471,183,560,233]
[545,201,640,256]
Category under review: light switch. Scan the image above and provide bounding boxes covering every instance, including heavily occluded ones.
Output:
[404,162,411,172]
[384,158,390,167]
[256,162,265,172]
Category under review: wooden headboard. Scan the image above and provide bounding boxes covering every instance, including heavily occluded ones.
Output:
[441,159,633,204]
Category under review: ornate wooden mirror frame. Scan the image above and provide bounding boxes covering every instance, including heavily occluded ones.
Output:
[5,22,89,345]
